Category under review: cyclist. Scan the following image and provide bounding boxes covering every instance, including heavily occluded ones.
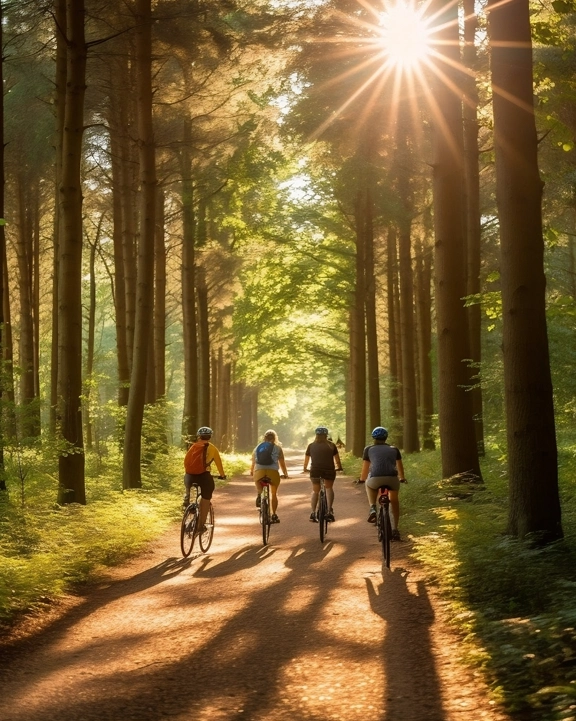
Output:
[251,429,288,524]
[183,426,226,536]
[303,426,342,523]
[360,426,407,540]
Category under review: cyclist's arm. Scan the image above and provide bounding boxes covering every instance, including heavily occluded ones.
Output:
[279,451,288,477]
[334,451,343,471]
[303,453,311,472]
[211,447,226,477]
[359,459,371,482]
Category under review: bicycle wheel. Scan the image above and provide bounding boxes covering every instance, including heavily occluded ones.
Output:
[180,505,197,557]
[260,495,271,545]
[381,507,392,569]
[318,491,328,543]
[199,503,214,552]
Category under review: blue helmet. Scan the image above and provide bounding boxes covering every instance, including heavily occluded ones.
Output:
[315,426,329,435]
[371,426,388,440]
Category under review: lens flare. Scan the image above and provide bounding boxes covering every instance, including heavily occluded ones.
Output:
[378,3,430,70]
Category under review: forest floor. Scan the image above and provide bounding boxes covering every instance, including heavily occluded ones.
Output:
[0,453,510,721]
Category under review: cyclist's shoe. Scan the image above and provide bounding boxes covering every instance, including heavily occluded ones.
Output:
[255,495,261,508]
[193,524,207,537]
[391,529,401,541]
[367,506,377,523]
[310,512,318,523]
[271,514,280,524]
[326,510,335,522]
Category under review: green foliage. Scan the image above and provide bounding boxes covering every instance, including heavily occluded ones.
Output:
[0,446,248,625]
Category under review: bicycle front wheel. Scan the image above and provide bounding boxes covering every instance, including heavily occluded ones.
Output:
[318,492,328,543]
[381,507,391,569]
[260,496,271,545]
[180,505,198,557]
[199,503,214,552]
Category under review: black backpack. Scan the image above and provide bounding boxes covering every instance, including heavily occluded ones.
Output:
[256,441,274,465]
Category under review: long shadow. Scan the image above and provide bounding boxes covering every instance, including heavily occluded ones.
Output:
[192,545,276,578]
[2,537,369,721]
[0,556,191,663]
[367,569,447,721]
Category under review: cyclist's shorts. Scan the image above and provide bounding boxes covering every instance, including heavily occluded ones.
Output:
[184,471,215,500]
[310,469,336,482]
[254,468,281,487]
[366,475,400,492]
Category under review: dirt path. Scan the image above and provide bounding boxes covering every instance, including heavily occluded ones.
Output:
[0,458,508,721]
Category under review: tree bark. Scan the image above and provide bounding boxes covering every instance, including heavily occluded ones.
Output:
[122,0,157,489]
[197,265,211,423]
[386,227,401,442]
[85,236,97,450]
[181,117,199,440]
[2,250,16,441]
[57,0,87,504]
[415,238,435,450]
[487,0,561,539]
[429,0,482,481]
[463,0,485,456]
[351,188,367,456]
[154,187,166,399]
[364,190,381,431]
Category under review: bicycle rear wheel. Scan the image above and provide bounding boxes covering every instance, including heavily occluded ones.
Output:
[381,507,391,569]
[180,505,197,557]
[199,503,214,552]
[260,495,271,545]
[318,491,328,543]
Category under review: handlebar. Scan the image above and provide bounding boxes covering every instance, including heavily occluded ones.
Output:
[280,474,288,479]
[217,475,227,480]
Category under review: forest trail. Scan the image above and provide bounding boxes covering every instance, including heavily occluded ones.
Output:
[0,457,508,721]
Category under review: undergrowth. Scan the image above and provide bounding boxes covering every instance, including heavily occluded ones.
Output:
[0,443,250,625]
[402,436,576,721]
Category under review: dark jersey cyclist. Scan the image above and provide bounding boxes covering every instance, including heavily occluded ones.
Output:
[303,426,342,523]
[360,426,407,540]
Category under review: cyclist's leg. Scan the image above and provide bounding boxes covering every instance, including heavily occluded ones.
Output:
[266,470,281,515]
[183,473,193,506]
[195,472,215,530]
[310,476,321,514]
[324,479,335,517]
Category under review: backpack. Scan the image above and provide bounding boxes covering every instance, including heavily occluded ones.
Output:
[185,441,209,475]
[255,441,275,465]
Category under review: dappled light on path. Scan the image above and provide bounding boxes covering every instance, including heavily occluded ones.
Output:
[0,464,507,721]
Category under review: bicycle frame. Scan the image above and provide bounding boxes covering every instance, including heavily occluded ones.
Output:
[259,476,272,545]
[377,486,392,569]
[180,482,214,557]
[318,477,329,542]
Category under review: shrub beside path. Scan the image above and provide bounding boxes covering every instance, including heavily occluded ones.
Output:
[0,457,509,721]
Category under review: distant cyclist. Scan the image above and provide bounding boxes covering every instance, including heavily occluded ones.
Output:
[183,427,226,535]
[251,429,288,524]
[360,426,407,540]
[303,426,342,523]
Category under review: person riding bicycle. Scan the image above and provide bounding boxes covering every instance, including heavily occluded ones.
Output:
[360,426,407,540]
[303,426,342,523]
[183,426,226,535]
[251,429,288,524]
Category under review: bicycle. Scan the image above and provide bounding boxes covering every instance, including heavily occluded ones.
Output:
[376,486,393,569]
[317,476,329,543]
[180,481,216,557]
[259,475,272,545]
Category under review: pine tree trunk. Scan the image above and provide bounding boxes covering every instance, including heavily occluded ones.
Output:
[2,250,16,440]
[0,0,5,487]
[430,0,481,481]
[57,0,87,504]
[50,0,67,435]
[463,0,485,456]
[415,239,435,450]
[154,187,166,399]
[488,0,561,539]
[365,189,381,430]
[181,117,199,440]
[122,0,157,490]
[85,238,97,450]
[386,227,401,439]
[351,189,367,456]
[197,265,211,424]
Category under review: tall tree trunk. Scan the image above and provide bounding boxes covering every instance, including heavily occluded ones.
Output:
[15,173,38,438]
[386,227,401,441]
[463,0,485,456]
[351,188,367,456]
[50,0,67,435]
[210,351,218,434]
[415,238,435,450]
[85,238,97,450]
[429,0,482,481]
[122,0,157,489]
[396,111,419,453]
[487,0,561,539]
[0,0,4,487]
[218,357,231,452]
[108,88,130,406]
[181,117,199,440]
[33,196,40,403]
[197,265,210,423]
[365,191,381,430]
[3,252,16,440]
[57,0,87,504]
[154,187,166,399]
